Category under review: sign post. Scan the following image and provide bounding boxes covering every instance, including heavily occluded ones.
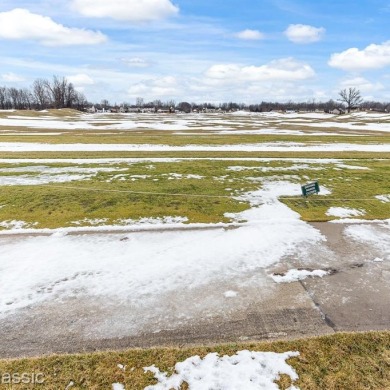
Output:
[301,181,320,197]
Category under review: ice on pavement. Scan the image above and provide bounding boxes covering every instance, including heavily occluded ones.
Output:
[345,223,390,259]
[0,181,325,315]
[144,350,300,390]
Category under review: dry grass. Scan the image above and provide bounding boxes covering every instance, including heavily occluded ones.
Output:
[0,109,82,119]
[0,332,389,389]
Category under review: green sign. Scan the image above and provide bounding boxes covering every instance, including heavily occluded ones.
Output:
[301,181,320,197]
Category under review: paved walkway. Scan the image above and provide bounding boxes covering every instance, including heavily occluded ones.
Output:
[0,222,389,358]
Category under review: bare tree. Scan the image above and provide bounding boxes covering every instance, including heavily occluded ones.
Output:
[32,79,50,109]
[73,91,87,110]
[0,87,8,109]
[338,87,363,113]
[101,99,109,110]
[136,97,144,107]
[8,88,21,109]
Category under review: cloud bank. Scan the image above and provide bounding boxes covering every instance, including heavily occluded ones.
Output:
[329,41,390,71]
[0,8,107,46]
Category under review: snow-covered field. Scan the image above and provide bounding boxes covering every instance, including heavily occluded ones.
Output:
[0,110,389,133]
[0,141,389,152]
[0,111,389,362]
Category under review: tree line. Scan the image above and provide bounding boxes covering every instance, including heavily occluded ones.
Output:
[0,76,87,110]
[1,78,389,114]
[129,89,389,113]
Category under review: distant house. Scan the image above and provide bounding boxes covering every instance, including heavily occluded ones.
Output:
[331,108,345,115]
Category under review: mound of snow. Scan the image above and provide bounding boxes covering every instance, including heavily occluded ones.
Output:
[144,350,300,390]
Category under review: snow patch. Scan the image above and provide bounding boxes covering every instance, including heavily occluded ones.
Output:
[326,207,366,218]
[71,218,109,226]
[271,269,329,283]
[0,220,37,230]
[376,194,390,203]
[118,216,189,226]
[0,142,389,153]
[144,350,300,390]
[336,164,370,170]
[345,224,390,259]
[224,290,238,298]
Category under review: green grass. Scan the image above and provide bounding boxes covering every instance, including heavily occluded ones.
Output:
[0,332,389,389]
[281,158,390,221]
[0,132,389,146]
[0,151,389,160]
[0,159,388,228]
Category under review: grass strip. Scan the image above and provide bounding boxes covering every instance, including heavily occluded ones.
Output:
[0,332,389,389]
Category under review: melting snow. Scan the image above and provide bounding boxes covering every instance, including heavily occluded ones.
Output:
[0,181,324,314]
[345,224,390,259]
[271,269,329,283]
[0,166,127,186]
[326,207,366,218]
[0,142,389,152]
[112,384,125,390]
[224,290,238,298]
[144,350,300,390]
[0,220,37,229]
[376,194,390,203]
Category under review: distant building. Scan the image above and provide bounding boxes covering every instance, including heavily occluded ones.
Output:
[331,108,345,115]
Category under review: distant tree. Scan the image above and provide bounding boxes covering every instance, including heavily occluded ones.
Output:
[101,99,110,109]
[0,87,7,109]
[32,79,50,109]
[177,101,192,113]
[338,87,363,113]
[136,97,144,107]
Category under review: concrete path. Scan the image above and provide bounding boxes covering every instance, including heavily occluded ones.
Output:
[0,221,389,358]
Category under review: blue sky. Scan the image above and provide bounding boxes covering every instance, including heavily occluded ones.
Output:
[0,0,389,104]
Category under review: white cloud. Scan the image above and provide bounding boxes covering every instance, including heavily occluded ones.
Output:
[67,74,95,87]
[235,29,264,40]
[71,0,179,22]
[284,24,325,44]
[1,72,25,82]
[329,41,390,71]
[128,76,180,98]
[121,57,151,68]
[339,77,384,93]
[205,58,315,82]
[181,58,317,102]
[0,8,107,46]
